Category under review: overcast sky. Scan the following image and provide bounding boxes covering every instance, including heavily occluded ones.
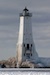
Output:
[0,0,50,60]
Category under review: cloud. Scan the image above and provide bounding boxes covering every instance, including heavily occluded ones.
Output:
[32,12,50,23]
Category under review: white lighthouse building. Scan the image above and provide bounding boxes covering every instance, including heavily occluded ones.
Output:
[17,7,38,67]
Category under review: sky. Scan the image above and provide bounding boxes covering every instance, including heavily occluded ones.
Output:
[0,0,50,60]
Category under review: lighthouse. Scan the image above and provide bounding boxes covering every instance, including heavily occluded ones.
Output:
[17,7,38,67]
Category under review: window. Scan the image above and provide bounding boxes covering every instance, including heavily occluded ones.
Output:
[26,54,30,58]
[24,53,25,56]
[31,44,32,47]
[27,44,29,49]
[31,53,32,56]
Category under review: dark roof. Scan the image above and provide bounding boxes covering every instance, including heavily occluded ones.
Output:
[23,7,29,11]
[20,7,32,17]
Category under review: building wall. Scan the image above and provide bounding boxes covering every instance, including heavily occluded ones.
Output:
[17,16,24,65]
[22,16,33,61]
[17,14,38,66]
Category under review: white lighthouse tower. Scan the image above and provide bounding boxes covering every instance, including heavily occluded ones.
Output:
[17,7,38,67]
